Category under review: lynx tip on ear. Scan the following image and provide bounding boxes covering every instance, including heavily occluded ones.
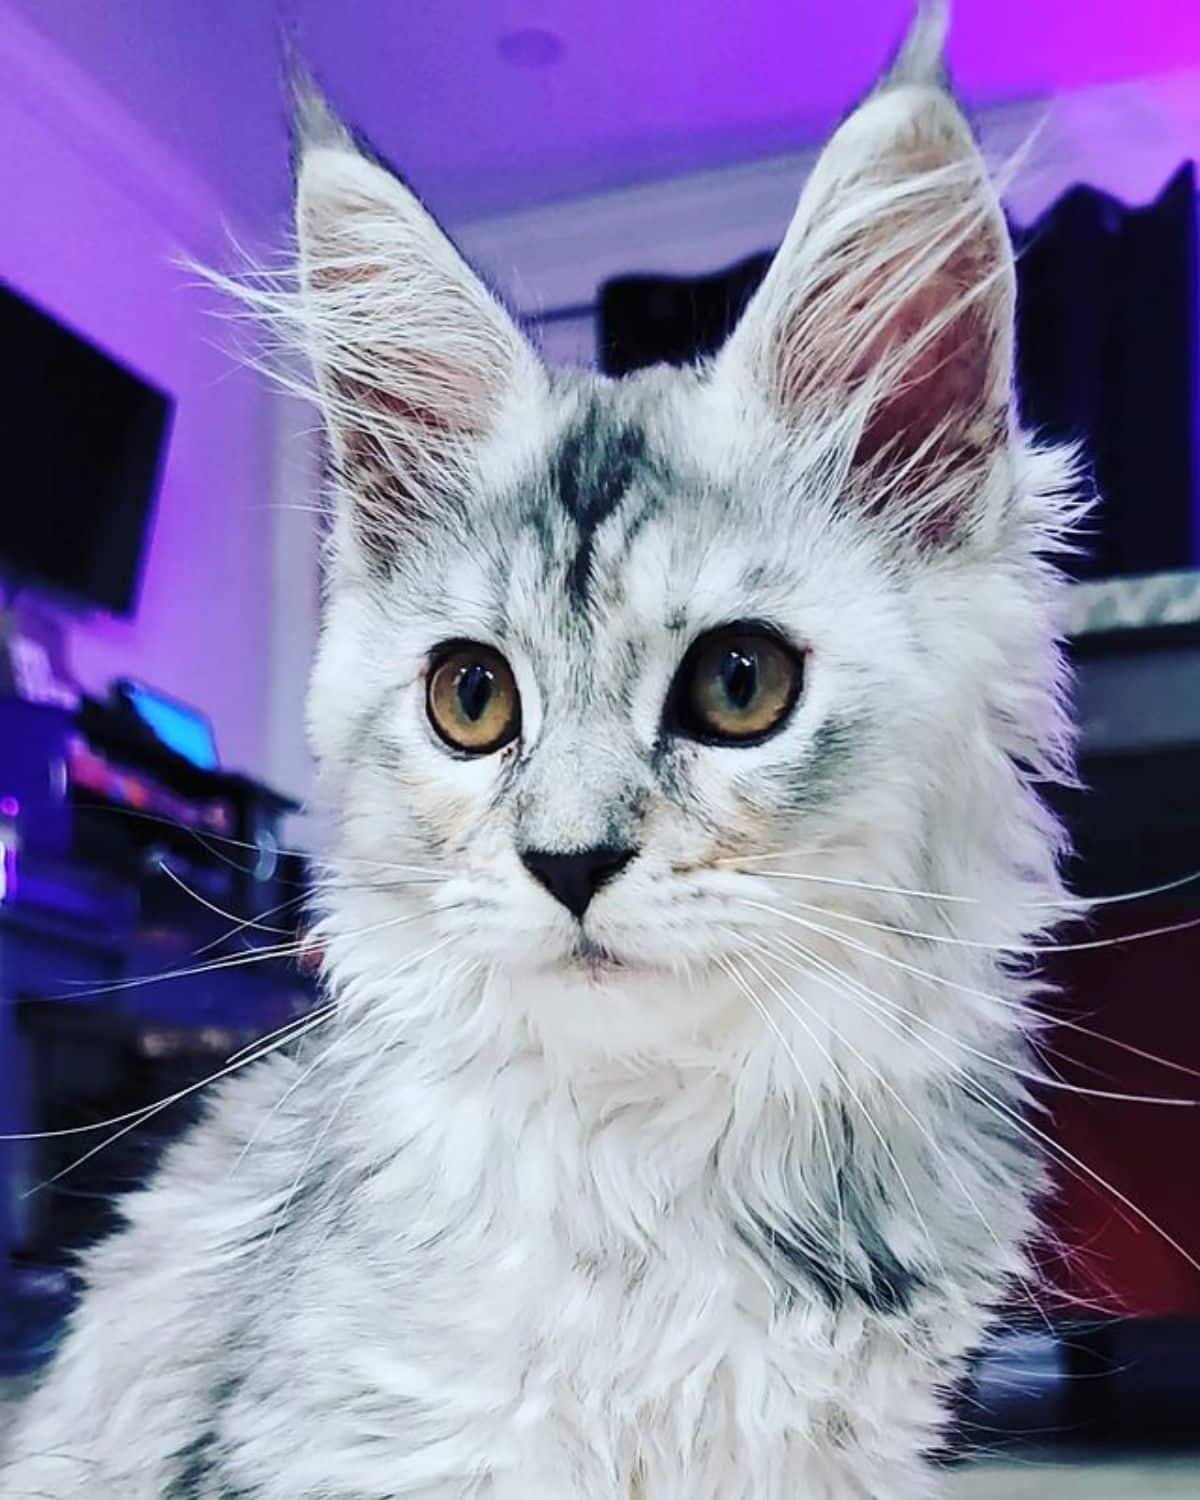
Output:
[883,0,951,91]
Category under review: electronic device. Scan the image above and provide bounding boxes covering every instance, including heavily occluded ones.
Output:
[0,280,173,616]
[113,679,219,771]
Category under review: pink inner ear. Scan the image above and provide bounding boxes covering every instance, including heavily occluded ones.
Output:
[307,255,501,444]
[770,194,1011,543]
[337,352,494,441]
[328,351,500,535]
[762,195,1012,543]
[851,283,1000,473]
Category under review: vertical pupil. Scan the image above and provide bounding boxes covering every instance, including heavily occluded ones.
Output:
[457,663,493,722]
[722,649,758,709]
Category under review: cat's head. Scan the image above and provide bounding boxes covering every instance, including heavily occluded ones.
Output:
[292,8,1074,1056]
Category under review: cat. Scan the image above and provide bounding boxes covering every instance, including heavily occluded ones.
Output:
[1,4,1080,1496]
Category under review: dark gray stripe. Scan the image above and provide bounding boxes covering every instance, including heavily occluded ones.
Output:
[553,406,647,601]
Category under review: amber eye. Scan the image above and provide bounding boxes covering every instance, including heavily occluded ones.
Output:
[671,625,804,745]
[426,643,520,755]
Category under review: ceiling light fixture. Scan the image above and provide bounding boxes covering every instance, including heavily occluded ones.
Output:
[497,26,565,67]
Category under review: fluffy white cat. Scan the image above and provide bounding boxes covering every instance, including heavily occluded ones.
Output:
[1,5,1079,1496]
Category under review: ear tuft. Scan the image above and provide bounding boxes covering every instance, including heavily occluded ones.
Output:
[287,70,354,159]
[883,0,950,91]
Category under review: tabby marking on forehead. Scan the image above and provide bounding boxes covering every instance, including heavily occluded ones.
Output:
[553,403,649,602]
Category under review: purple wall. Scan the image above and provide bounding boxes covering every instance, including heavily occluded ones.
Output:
[0,8,281,783]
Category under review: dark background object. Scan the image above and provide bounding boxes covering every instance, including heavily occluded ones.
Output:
[598,165,1199,582]
[1014,165,1198,580]
[600,251,772,378]
[0,280,173,617]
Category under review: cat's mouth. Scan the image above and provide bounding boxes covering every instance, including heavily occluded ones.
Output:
[565,934,625,978]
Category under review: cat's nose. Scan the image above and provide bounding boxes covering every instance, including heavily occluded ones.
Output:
[520,845,636,919]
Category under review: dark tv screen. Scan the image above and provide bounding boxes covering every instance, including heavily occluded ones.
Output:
[0,280,172,616]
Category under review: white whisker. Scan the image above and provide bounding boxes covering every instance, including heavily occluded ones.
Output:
[733,915,1200,1276]
[155,858,300,940]
[714,954,848,1278]
[18,1009,334,1195]
[725,849,1200,915]
[761,933,1198,1110]
[738,893,1200,957]
[727,930,1057,1336]
[725,948,948,1287]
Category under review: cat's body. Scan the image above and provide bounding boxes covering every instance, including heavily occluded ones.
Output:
[1,957,1035,1500]
[1,7,1079,1496]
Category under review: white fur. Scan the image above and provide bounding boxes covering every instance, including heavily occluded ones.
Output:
[1,6,1081,1496]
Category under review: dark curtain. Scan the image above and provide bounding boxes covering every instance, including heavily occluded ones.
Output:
[598,164,1198,581]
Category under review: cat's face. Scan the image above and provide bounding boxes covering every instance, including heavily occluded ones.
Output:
[313,367,929,980]
[294,48,1069,1052]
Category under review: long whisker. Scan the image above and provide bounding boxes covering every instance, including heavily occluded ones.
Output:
[735,868,976,904]
[222,1003,339,1068]
[1049,1024,1200,1083]
[18,1008,335,1194]
[192,891,311,957]
[0,1003,340,1145]
[18,921,460,1193]
[725,949,948,1284]
[738,896,1200,1082]
[76,802,441,879]
[154,859,299,939]
[53,905,437,1004]
[726,855,1200,914]
[762,933,1198,1109]
[54,941,311,1001]
[741,916,1200,1275]
[713,954,848,1278]
[739,893,1200,956]
[5,907,452,1146]
[259,945,470,1249]
[233,1009,392,1185]
[752,935,1160,1312]
[727,929,1058,1334]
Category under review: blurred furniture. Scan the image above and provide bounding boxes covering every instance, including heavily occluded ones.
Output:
[1041,592,1200,1322]
[0,694,313,1371]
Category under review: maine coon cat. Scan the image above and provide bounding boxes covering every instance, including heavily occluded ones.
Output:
[1,6,1080,1496]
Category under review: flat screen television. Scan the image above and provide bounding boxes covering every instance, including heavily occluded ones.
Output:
[0,280,173,616]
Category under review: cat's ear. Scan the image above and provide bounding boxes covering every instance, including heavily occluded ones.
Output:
[292,95,544,546]
[716,2,1014,542]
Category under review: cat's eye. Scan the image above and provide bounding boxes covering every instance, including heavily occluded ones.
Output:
[426,642,520,755]
[670,625,804,746]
